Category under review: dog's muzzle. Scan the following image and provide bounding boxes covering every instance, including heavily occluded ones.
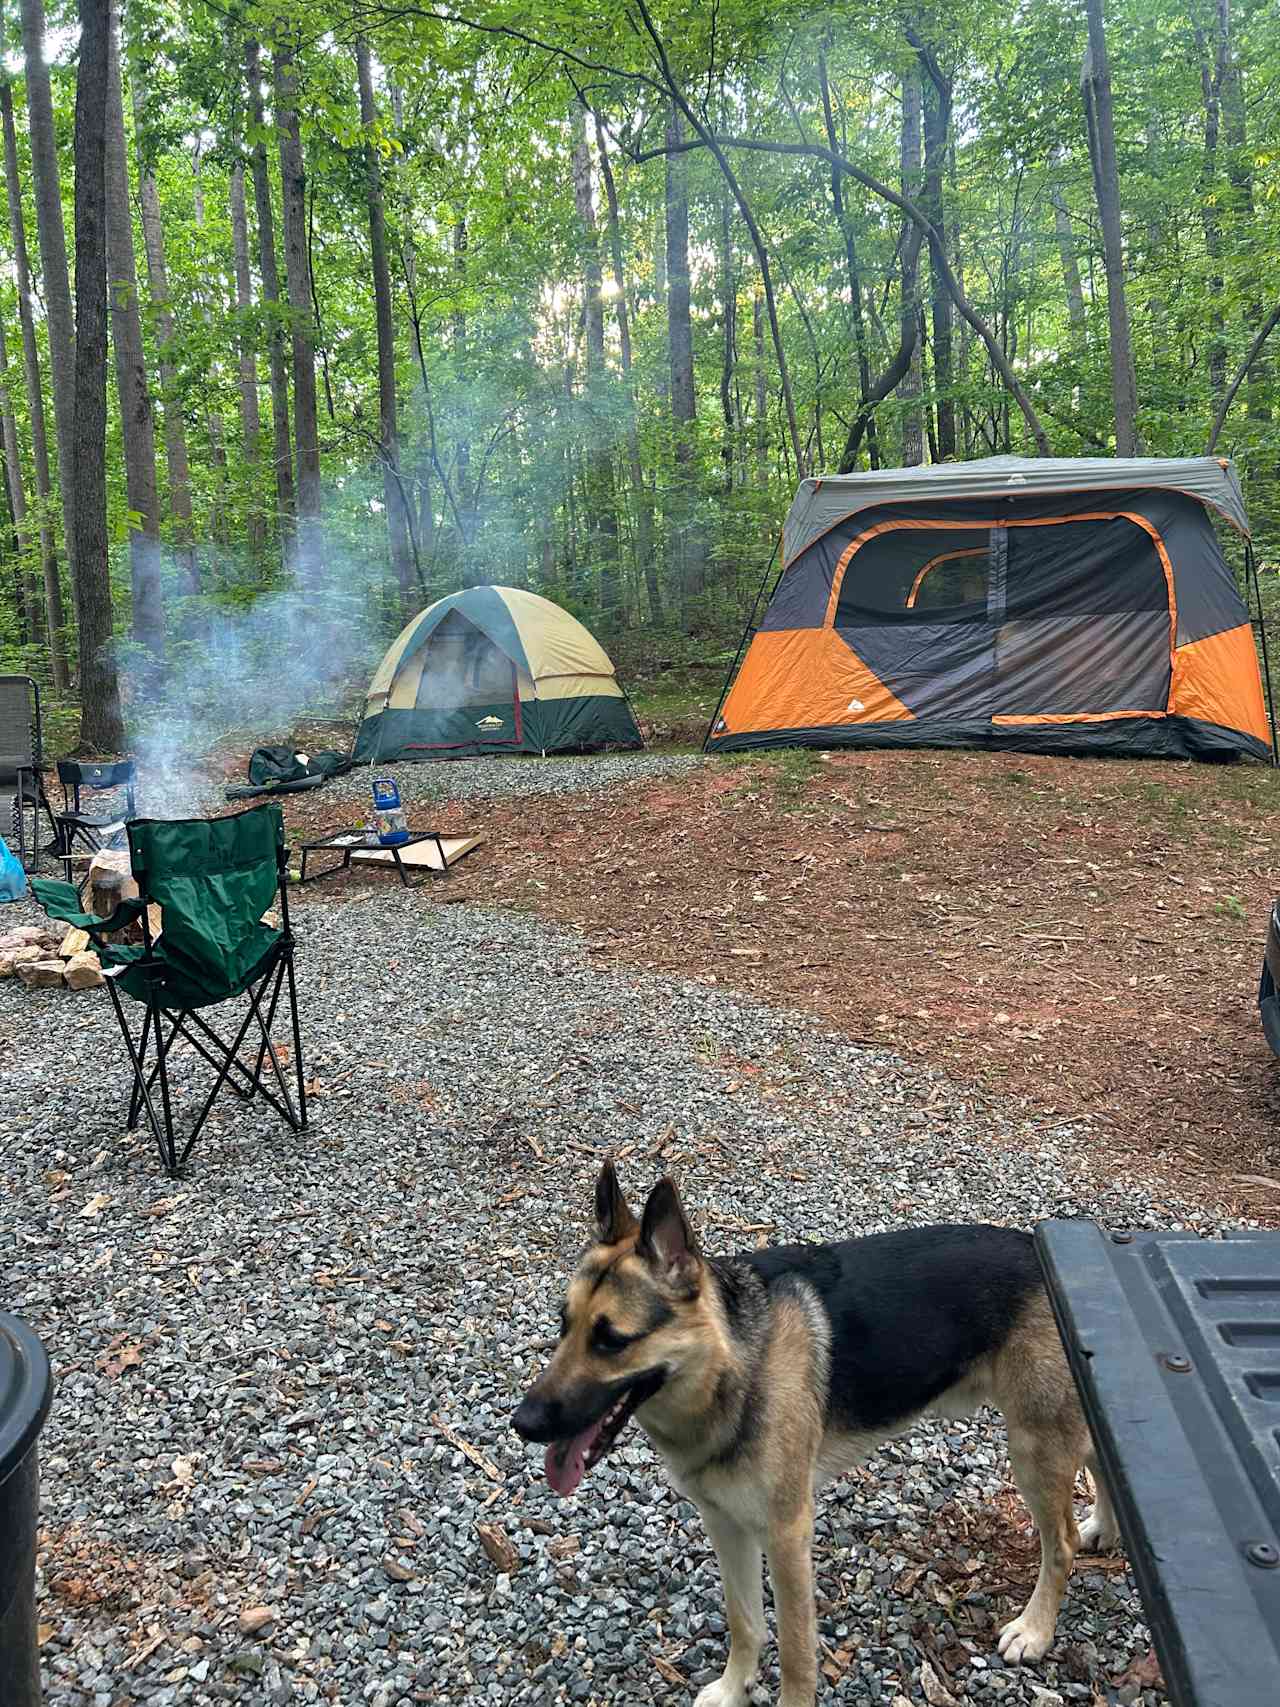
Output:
[511,1391,563,1443]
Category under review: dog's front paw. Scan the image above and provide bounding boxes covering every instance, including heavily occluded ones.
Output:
[997,1613,1053,1665]
[1078,1510,1121,1553]
[694,1675,751,1707]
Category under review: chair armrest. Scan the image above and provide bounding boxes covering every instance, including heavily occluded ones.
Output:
[29,876,144,937]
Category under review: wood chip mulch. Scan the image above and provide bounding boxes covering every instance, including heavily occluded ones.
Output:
[276,746,1280,1222]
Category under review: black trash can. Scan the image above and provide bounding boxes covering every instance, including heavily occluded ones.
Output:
[0,1313,52,1707]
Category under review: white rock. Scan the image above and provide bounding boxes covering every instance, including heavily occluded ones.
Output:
[65,951,104,990]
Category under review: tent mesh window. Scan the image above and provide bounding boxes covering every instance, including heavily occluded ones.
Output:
[835,527,992,623]
[415,611,516,709]
[833,516,1169,625]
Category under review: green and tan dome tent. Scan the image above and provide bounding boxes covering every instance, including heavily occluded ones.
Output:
[354,586,643,761]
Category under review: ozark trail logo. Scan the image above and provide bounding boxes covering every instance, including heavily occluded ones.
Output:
[846,698,865,713]
[476,715,505,730]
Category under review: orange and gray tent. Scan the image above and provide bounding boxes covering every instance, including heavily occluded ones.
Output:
[707,455,1273,762]
[355,585,642,761]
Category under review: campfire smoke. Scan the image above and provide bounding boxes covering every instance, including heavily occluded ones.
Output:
[123,566,383,818]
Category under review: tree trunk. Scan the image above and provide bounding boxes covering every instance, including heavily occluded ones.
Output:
[916,40,955,459]
[680,131,1050,454]
[1082,0,1141,454]
[1197,12,1229,404]
[105,2,163,659]
[753,287,769,487]
[0,317,41,642]
[1050,177,1087,336]
[1,80,66,686]
[273,41,323,586]
[357,38,415,613]
[244,37,295,542]
[635,1,803,480]
[188,155,231,510]
[72,0,125,750]
[229,159,266,555]
[129,52,198,594]
[1218,8,1266,428]
[665,104,702,623]
[18,0,80,652]
[818,49,878,471]
[718,193,736,494]
[595,111,659,624]
[451,219,475,566]
[571,103,621,621]
[898,67,925,466]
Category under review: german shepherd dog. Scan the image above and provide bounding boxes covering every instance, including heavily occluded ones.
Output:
[512,1163,1120,1707]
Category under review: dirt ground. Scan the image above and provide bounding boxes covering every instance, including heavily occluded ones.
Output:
[251,741,1280,1224]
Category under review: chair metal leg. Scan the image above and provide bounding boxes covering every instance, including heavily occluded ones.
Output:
[104,943,306,1174]
[285,946,308,1131]
[177,978,283,1169]
[126,1003,155,1130]
[163,1011,254,1102]
[106,980,174,1171]
[239,961,304,1130]
[151,996,179,1175]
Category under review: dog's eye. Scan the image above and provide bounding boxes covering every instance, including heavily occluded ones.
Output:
[591,1317,635,1355]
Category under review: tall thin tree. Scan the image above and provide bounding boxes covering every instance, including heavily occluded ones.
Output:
[129,51,198,593]
[571,102,621,619]
[1,80,67,686]
[244,37,295,541]
[229,158,265,555]
[18,0,79,630]
[72,0,125,749]
[818,47,878,470]
[356,37,415,611]
[912,34,955,459]
[1082,0,1140,454]
[898,65,925,467]
[0,316,41,641]
[665,104,702,622]
[595,110,659,623]
[105,0,163,657]
[273,39,322,585]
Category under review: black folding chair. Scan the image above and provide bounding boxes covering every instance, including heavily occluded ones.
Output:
[0,675,54,872]
[52,758,136,888]
[31,805,306,1176]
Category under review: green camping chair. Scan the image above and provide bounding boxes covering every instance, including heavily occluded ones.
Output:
[30,805,306,1175]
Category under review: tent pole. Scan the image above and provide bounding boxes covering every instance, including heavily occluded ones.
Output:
[702,534,784,752]
[1247,542,1278,765]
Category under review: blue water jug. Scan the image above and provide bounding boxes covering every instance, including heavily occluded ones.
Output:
[371,776,409,846]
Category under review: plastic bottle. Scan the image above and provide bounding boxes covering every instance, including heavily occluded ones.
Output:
[371,776,409,846]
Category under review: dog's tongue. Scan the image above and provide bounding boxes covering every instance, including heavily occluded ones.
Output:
[544,1420,603,1498]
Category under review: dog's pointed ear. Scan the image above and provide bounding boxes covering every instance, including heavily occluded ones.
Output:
[594,1157,638,1245]
[638,1177,700,1289]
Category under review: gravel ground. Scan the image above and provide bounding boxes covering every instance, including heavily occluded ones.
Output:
[1,865,1199,1707]
[313,750,705,810]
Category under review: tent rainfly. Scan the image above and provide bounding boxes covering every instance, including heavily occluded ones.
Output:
[707,455,1273,763]
[354,586,643,761]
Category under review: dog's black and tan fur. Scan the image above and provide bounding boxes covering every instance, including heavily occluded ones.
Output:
[513,1163,1120,1707]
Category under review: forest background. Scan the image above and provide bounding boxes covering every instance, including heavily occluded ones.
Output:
[1,0,1277,754]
